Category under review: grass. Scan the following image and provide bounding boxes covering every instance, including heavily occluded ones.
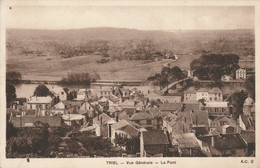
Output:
[7,52,206,81]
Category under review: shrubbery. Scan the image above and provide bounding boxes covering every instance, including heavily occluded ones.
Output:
[60,72,100,85]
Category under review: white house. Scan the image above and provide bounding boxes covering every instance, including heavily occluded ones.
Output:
[92,113,116,137]
[77,89,87,100]
[26,96,54,116]
[62,114,86,126]
[51,100,74,115]
[236,68,246,80]
[208,88,223,102]
[243,96,254,116]
[196,88,208,101]
[184,87,197,102]
[110,119,146,145]
[221,75,233,82]
[50,87,67,101]
[136,101,145,111]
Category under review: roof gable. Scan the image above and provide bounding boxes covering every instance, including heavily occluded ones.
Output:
[143,130,169,145]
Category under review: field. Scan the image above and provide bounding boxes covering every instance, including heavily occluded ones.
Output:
[6,54,168,81]
[7,53,200,81]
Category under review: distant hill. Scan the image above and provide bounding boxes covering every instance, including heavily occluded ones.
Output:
[7,27,254,42]
[6,27,255,81]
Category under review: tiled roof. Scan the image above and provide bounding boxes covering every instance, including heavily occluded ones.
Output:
[240,115,254,129]
[118,111,130,120]
[143,130,169,145]
[93,113,115,126]
[191,110,209,126]
[120,100,135,107]
[183,100,200,104]
[120,125,139,137]
[184,87,196,94]
[10,115,61,127]
[27,96,53,104]
[244,97,254,106]
[214,133,247,150]
[176,133,201,149]
[177,111,193,125]
[177,110,209,126]
[62,114,86,121]
[111,119,130,130]
[197,88,208,92]
[208,87,223,94]
[136,101,144,107]
[182,103,200,111]
[122,108,136,116]
[131,112,154,121]
[240,130,255,144]
[205,101,228,108]
[170,119,191,134]
[159,103,181,111]
[112,119,140,137]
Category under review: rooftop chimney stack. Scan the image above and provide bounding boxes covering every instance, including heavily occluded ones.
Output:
[211,136,215,147]
[116,113,119,122]
[196,115,198,127]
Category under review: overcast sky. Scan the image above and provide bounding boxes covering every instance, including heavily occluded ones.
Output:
[6,6,254,30]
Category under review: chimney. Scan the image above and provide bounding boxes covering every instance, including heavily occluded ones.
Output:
[116,113,119,122]
[236,119,240,133]
[196,115,198,127]
[100,117,103,125]
[163,127,167,135]
[211,136,215,147]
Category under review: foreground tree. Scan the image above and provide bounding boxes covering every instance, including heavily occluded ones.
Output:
[245,75,255,99]
[6,71,22,83]
[229,90,248,119]
[6,82,16,107]
[190,54,240,81]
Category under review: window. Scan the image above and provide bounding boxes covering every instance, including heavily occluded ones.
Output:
[30,104,32,109]
[147,120,152,125]
[164,146,167,152]
[220,121,225,126]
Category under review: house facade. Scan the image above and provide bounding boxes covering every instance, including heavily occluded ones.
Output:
[131,112,162,130]
[26,96,54,116]
[236,68,246,80]
[221,75,233,82]
[184,88,197,102]
[140,130,170,157]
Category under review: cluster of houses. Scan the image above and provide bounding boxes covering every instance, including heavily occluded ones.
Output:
[7,80,255,157]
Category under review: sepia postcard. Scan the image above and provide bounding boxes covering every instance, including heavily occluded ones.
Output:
[0,0,259,168]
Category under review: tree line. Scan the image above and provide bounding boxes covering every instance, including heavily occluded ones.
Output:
[59,72,100,86]
[190,54,240,81]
